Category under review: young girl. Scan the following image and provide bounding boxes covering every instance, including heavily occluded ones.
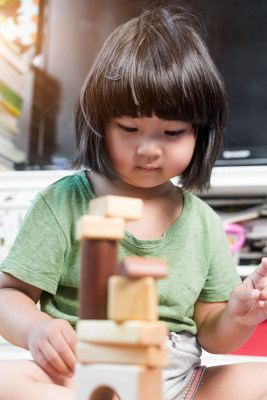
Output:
[0,5,267,400]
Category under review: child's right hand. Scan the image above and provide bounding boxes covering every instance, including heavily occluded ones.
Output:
[28,318,77,379]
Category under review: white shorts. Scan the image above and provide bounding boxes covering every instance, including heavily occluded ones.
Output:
[163,331,206,400]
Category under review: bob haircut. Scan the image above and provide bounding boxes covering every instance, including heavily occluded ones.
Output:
[72,6,227,192]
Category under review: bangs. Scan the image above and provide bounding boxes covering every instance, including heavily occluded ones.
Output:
[104,59,195,123]
[90,10,222,128]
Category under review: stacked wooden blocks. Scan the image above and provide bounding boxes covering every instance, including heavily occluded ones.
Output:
[75,195,169,400]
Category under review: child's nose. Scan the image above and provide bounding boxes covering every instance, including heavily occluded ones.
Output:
[137,139,162,158]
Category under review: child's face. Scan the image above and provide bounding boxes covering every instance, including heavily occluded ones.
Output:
[105,115,197,189]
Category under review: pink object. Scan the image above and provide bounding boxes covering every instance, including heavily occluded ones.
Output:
[223,223,246,253]
[119,256,168,279]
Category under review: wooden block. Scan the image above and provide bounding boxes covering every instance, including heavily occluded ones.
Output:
[76,341,169,368]
[76,215,125,240]
[79,240,118,320]
[107,276,158,322]
[75,364,163,400]
[89,195,143,220]
[119,256,169,279]
[76,320,168,346]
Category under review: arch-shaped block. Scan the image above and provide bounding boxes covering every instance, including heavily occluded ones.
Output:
[75,363,162,400]
[90,386,116,400]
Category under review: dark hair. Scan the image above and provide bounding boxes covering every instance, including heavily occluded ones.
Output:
[72,5,227,192]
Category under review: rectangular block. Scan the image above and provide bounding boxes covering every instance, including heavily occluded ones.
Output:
[79,240,118,320]
[119,256,169,279]
[89,195,143,220]
[76,320,168,346]
[107,276,158,322]
[75,364,163,400]
[76,215,125,240]
[76,341,169,368]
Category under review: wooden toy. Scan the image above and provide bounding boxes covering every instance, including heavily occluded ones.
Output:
[119,256,169,278]
[75,364,163,400]
[76,320,168,346]
[76,341,169,367]
[89,195,143,220]
[75,195,169,399]
[77,201,126,320]
[76,215,125,241]
[79,239,118,319]
[107,276,158,322]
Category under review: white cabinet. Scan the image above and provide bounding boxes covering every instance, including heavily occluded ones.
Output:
[0,170,72,263]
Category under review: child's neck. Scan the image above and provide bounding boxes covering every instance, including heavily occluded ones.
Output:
[87,171,183,240]
[87,171,176,200]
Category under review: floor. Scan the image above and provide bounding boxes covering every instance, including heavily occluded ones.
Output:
[201,349,267,366]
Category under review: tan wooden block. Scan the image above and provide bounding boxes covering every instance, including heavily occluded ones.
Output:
[76,320,168,346]
[89,195,143,220]
[76,215,125,240]
[119,256,169,279]
[76,341,169,368]
[107,276,158,322]
[75,363,163,400]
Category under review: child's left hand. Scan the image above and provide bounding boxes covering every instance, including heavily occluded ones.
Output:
[228,257,267,327]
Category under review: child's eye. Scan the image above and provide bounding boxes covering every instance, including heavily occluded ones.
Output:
[118,123,137,133]
[164,130,185,137]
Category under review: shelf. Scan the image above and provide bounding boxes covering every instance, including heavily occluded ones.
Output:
[0,170,73,191]
[237,265,257,278]
[171,165,267,197]
[208,166,267,197]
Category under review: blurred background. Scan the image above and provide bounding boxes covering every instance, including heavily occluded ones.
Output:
[0,0,266,171]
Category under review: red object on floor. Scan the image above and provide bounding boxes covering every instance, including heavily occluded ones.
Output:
[231,320,267,356]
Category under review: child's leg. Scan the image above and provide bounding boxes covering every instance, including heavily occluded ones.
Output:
[195,362,267,400]
[0,360,74,400]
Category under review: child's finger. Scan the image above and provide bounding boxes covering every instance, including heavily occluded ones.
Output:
[259,287,267,301]
[42,340,73,377]
[58,337,77,373]
[259,300,267,314]
[61,324,77,355]
[49,334,76,376]
[232,284,260,301]
[34,347,66,379]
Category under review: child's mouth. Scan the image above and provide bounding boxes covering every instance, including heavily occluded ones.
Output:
[137,166,159,172]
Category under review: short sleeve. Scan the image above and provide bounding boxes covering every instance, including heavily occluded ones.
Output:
[0,193,67,294]
[198,216,242,302]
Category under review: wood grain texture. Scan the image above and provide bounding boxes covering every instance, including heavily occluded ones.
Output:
[89,195,143,220]
[76,320,168,346]
[107,276,158,322]
[119,256,168,279]
[79,239,118,319]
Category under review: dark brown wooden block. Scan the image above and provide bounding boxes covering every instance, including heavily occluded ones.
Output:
[79,239,118,319]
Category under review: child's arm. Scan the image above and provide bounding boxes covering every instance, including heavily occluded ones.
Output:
[0,272,77,379]
[194,257,267,354]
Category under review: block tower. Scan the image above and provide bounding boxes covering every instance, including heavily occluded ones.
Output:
[75,195,169,400]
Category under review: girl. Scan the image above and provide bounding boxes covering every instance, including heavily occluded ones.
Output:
[0,5,267,400]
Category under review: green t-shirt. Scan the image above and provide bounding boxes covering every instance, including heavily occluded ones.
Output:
[0,171,241,334]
